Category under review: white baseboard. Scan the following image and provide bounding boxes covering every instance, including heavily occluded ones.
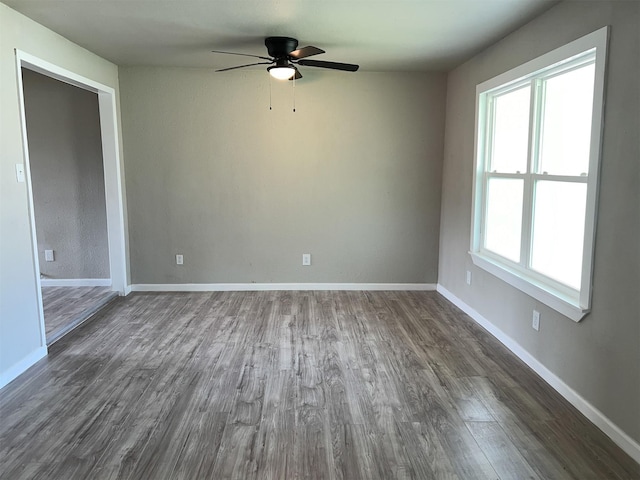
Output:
[40,278,112,287]
[0,346,47,390]
[436,284,640,465]
[131,283,436,292]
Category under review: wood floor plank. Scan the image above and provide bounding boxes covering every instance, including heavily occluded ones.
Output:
[209,425,259,479]
[1,291,638,479]
[254,370,296,480]
[466,420,542,480]
[398,420,460,479]
[41,286,118,344]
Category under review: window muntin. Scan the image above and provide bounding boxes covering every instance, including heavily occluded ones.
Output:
[470,27,608,321]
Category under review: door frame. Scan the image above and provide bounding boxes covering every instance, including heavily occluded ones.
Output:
[15,50,129,347]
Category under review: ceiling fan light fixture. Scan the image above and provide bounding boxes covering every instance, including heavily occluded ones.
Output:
[268,65,296,80]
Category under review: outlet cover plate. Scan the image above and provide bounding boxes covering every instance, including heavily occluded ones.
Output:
[302,254,311,266]
[532,310,540,331]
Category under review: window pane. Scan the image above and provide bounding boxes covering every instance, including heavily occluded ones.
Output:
[531,181,587,289]
[484,178,523,262]
[490,86,531,173]
[538,63,595,176]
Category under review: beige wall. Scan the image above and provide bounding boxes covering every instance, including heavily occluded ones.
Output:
[120,68,446,284]
[22,69,110,280]
[439,0,640,444]
[0,3,122,382]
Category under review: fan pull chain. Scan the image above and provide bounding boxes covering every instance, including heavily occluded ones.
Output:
[269,75,272,110]
[292,75,296,113]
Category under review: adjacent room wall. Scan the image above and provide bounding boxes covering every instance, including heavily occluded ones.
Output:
[439,0,640,447]
[120,68,446,285]
[0,3,124,385]
[22,69,110,280]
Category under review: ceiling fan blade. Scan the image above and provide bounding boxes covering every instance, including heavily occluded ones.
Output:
[289,67,303,80]
[297,59,359,72]
[211,50,272,61]
[216,62,272,72]
[289,46,325,59]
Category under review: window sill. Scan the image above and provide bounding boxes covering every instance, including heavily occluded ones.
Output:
[469,252,589,322]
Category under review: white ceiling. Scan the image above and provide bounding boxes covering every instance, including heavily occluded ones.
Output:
[4,0,557,71]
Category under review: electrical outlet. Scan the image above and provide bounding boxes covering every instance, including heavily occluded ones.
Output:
[466,270,472,285]
[15,164,25,183]
[44,250,54,262]
[302,254,311,266]
[532,310,540,331]
[176,254,184,265]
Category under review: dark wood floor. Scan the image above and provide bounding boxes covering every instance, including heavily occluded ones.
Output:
[42,286,118,344]
[1,291,638,479]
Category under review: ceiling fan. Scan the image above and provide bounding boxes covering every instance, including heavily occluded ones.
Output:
[212,36,359,80]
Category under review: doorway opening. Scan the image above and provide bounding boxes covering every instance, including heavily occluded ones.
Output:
[16,51,127,347]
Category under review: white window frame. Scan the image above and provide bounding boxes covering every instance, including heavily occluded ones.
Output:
[470,27,609,322]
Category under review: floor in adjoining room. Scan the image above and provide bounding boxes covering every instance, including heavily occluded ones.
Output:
[1,291,638,479]
[41,286,118,345]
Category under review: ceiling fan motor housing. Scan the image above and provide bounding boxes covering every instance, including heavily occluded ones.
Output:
[265,37,298,59]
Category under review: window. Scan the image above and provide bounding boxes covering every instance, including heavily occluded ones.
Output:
[470,27,609,321]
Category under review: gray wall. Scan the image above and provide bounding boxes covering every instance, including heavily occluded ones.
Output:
[120,68,446,284]
[0,3,123,383]
[439,0,640,444]
[22,69,110,279]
